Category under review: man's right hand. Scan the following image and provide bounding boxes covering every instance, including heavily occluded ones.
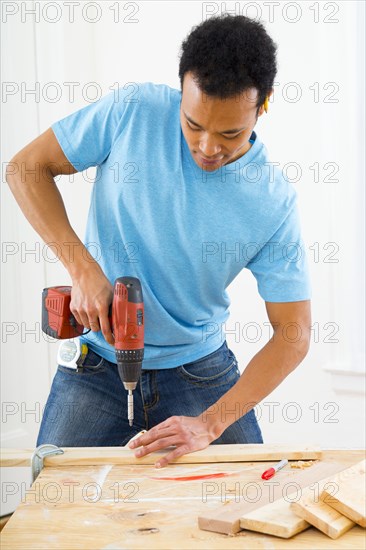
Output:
[70,266,115,346]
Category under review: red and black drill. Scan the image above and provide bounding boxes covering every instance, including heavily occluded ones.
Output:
[42,276,144,426]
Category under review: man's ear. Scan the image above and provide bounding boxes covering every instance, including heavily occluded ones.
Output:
[257,88,274,117]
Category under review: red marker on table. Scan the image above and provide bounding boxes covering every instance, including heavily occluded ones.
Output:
[261,459,288,480]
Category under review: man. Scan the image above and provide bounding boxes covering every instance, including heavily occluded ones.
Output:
[6,14,311,468]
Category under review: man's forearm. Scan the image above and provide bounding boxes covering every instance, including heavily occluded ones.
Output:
[203,332,310,438]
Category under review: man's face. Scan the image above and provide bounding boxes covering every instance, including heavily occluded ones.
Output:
[180,72,264,171]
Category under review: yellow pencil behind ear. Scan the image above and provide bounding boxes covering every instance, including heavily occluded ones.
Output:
[263,96,269,113]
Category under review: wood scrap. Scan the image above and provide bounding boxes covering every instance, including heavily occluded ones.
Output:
[240,497,310,538]
[291,474,355,539]
[198,459,346,535]
[291,460,315,469]
[320,459,366,528]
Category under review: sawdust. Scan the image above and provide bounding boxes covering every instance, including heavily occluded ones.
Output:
[290,460,315,469]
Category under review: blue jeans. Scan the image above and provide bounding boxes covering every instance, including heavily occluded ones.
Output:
[37,340,263,447]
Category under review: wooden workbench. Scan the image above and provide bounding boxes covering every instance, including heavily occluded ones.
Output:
[1,448,365,549]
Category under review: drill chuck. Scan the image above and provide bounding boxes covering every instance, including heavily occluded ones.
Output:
[117,361,143,391]
[116,349,144,389]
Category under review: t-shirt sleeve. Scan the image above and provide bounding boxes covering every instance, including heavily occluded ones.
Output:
[51,85,140,171]
[246,196,312,302]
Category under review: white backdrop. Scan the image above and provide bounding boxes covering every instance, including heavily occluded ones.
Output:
[1,1,365,452]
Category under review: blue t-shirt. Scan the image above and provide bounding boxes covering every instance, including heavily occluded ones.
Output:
[51,82,311,369]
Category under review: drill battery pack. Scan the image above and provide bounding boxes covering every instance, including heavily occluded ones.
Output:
[42,286,84,339]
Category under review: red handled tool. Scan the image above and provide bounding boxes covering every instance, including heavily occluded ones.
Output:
[42,276,144,426]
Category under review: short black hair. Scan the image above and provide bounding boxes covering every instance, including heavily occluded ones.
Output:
[178,14,277,112]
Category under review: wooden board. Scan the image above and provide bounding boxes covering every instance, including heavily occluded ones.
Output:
[240,498,310,538]
[0,515,12,532]
[321,459,366,527]
[291,493,354,539]
[1,450,365,550]
[0,444,322,468]
[198,460,348,535]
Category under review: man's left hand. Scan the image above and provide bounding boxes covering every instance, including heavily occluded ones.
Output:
[128,415,220,468]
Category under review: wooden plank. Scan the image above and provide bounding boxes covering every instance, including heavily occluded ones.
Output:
[240,498,310,538]
[321,459,366,527]
[241,460,366,539]
[291,493,354,539]
[0,444,322,468]
[0,515,12,533]
[198,460,348,535]
[0,449,33,468]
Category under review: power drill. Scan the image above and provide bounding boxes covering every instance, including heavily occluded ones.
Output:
[42,276,144,426]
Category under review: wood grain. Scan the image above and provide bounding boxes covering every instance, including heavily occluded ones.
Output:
[0,444,322,468]
[321,459,366,527]
[291,494,354,539]
[0,450,364,550]
[198,460,347,535]
[240,498,310,538]
[0,449,33,468]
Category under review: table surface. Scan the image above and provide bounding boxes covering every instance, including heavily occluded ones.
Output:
[1,449,365,549]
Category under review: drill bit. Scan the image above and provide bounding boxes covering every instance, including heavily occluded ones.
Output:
[127,389,134,427]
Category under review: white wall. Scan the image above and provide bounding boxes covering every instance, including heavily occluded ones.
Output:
[1,1,365,451]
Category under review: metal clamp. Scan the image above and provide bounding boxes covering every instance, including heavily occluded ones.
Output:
[31,444,64,483]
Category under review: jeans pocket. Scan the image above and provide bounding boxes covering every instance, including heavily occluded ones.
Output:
[177,345,240,387]
[57,348,107,375]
